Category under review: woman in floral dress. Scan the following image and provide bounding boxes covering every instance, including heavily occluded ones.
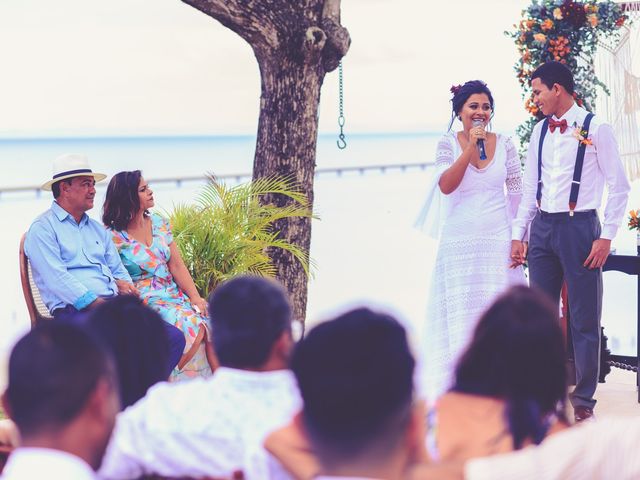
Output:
[103,170,217,380]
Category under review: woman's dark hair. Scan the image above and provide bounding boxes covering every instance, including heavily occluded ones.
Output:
[86,295,170,409]
[531,61,574,94]
[452,285,567,449]
[102,170,144,231]
[449,80,495,130]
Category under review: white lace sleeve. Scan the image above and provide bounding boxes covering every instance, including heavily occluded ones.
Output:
[435,135,455,176]
[505,136,523,218]
[415,134,456,238]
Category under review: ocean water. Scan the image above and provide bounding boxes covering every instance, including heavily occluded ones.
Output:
[0,133,638,370]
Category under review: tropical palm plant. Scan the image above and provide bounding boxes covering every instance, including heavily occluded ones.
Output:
[168,175,315,299]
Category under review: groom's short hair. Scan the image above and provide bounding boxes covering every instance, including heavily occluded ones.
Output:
[291,307,415,469]
[531,61,574,95]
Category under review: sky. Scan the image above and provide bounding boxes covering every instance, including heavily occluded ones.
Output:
[0,0,532,137]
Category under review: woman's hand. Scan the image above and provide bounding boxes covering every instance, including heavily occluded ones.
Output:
[467,124,487,147]
[192,296,208,316]
[510,240,526,268]
[116,279,140,296]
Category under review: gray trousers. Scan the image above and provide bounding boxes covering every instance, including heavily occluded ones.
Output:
[528,209,602,409]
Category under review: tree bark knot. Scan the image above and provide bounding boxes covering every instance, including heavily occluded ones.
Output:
[303,26,327,60]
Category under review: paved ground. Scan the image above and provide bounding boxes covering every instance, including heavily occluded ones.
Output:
[591,367,640,419]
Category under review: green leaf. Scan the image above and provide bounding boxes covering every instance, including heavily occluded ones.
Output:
[167,175,316,299]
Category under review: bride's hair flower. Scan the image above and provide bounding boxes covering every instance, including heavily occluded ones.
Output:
[450,84,462,95]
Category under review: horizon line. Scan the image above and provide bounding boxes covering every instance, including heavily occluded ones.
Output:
[0,131,443,142]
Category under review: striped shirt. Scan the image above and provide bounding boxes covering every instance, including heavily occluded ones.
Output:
[466,417,640,480]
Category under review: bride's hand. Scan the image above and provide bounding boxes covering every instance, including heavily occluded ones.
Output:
[468,125,487,146]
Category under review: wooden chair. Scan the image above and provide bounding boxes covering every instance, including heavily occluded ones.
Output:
[19,234,53,328]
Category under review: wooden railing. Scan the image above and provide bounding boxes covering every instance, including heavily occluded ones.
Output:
[0,162,435,200]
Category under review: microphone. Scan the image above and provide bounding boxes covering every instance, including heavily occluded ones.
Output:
[472,118,487,160]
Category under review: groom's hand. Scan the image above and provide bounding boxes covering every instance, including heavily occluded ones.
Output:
[583,238,611,269]
[510,240,526,268]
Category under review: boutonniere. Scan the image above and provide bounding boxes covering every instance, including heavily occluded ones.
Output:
[572,125,593,146]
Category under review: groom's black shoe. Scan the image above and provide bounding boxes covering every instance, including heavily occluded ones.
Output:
[574,406,594,423]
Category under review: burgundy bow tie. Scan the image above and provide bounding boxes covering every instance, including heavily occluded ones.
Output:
[548,118,568,134]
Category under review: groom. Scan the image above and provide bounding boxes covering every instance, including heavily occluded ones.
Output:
[511,61,630,422]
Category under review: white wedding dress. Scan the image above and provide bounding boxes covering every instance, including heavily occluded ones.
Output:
[417,132,526,402]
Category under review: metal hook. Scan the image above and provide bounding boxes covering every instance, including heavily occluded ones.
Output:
[337,134,347,149]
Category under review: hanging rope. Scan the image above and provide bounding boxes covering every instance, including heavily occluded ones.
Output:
[336,62,347,149]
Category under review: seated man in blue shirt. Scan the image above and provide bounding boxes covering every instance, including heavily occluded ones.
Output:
[25,154,185,375]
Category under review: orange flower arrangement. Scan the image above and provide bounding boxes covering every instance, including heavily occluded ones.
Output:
[585,4,599,14]
[541,18,554,31]
[525,97,539,116]
[628,210,640,231]
[533,33,547,43]
[508,0,627,154]
[572,91,584,107]
[548,36,570,62]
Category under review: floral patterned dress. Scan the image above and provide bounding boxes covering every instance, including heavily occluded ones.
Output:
[110,213,211,381]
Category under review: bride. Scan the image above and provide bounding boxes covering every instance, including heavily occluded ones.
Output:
[417,80,526,401]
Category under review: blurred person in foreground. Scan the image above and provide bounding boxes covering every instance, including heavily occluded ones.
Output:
[465,415,640,480]
[98,275,300,479]
[261,287,568,479]
[86,295,171,409]
[251,308,461,480]
[421,285,569,462]
[292,308,426,479]
[1,322,119,479]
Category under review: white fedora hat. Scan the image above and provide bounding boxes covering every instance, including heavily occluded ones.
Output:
[42,154,107,191]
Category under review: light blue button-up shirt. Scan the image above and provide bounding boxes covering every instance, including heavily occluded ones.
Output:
[24,201,132,313]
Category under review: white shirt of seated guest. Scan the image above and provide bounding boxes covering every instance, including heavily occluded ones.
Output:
[2,448,97,480]
[465,417,640,480]
[315,477,384,479]
[97,367,301,480]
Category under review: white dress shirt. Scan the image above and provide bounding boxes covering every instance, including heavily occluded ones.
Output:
[466,417,640,480]
[2,448,96,479]
[98,367,301,480]
[512,103,630,241]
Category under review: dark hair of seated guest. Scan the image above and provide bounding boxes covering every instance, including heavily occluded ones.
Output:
[4,322,117,437]
[208,275,292,369]
[86,296,169,408]
[452,285,568,449]
[291,307,415,469]
[102,170,144,231]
